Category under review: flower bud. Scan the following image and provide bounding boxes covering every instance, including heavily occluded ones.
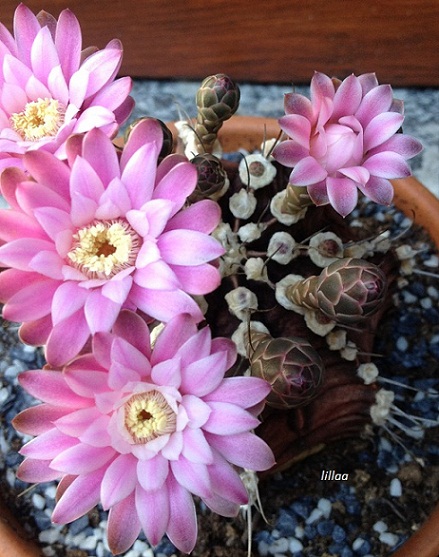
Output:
[189,153,228,202]
[286,258,388,325]
[250,335,324,409]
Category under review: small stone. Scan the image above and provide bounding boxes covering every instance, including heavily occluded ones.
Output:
[268,537,289,553]
[288,537,304,553]
[32,492,46,510]
[373,520,388,533]
[39,528,62,544]
[317,497,332,518]
[305,507,323,524]
[390,477,402,497]
[379,532,399,546]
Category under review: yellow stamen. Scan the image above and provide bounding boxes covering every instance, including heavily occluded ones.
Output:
[67,219,141,279]
[10,97,65,141]
[125,391,177,444]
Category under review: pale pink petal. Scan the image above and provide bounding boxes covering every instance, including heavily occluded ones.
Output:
[150,313,198,365]
[0,238,55,270]
[203,402,260,435]
[358,176,394,206]
[205,431,275,471]
[171,457,211,498]
[95,177,132,220]
[180,351,227,396]
[121,118,163,170]
[367,133,423,159]
[150,357,182,388]
[16,458,61,483]
[278,114,311,149]
[134,261,179,290]
[165,474,197,554]
[289,156,327,186]
[3,277,57,321]
[0,210,43,241]
[271,139,309,167]
[164,199,221,233]
[111,309,151,359]
[89,76,133,113]
[338,166,370,185]
[310,71,335,105]
[30,26,60,83]
[109,337,148,389]
[101,275,133,304]
[20,429,78,459]
[45,308,90,366]
[158,229,224,265]
[51,282,88,326]
[54,407,103,437]
[79,47,122,97]
[181,394,211,429]
[13,4,40,66]
[364,112,404,151]
[355,84,393,126]
[101,453,138,509]
[130,284,203,323]
[332,74,362,119]
[19,315,52,345]
[209,451,248,505]
[170,263,221,295]
[18,369,90,407]
[55,9,81,80]
[181,428,214,465]
[363,151,411,178]
[50,444,115,474]
[84,288,121,333]
[204,376,270,408]
[135,484,170,546]
[137,455,169,491]
[121,142,159,208]
[81,127,120,185]
[52,466,106,524]
[326,176,358,217]
[12,404,68,435]
[284,92,313,119]
[307,179,329,206]
[152,162,198,215]
[107,493,141,555]
[202,492,240,517]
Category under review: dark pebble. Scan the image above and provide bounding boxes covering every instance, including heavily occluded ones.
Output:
[68,515,90,536]
[275,508,297,536]
[332,524,346,542]
[5,451,22,467]
[153,538,177,556]
[290,500,312,519]
[329,542,347,554]
[304,523,317,539]
[341,547,354,557]
[408,281,426,297]
[316,520,334,536]
[355,538,372,555]
[34,512,52,531]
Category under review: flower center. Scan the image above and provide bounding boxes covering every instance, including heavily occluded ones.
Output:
[67,219,141,279]
[124,391,177,444]
[10,98,65,141]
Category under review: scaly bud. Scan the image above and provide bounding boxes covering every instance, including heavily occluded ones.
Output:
[286,257,387,325]
[195,74,240,153]
[249,332,324,409]
[189,153,228,201]
[281,183,314,215]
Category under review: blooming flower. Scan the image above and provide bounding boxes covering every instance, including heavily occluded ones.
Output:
[0,4,134,169]
[0,119,224,365]
[273,72,423,216]
[13,311,275,554]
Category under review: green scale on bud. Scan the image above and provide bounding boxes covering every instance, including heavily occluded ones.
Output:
[189,153,228,202]
[249,332,325,409]
[287,257,388,325]
[195,74,240,153]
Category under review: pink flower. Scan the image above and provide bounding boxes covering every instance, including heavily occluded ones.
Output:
[13,311,275,554]
[273,72,422,216]
[0,119,224,366]
[0,4,134,170]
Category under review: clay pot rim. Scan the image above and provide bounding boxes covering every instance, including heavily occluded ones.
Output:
[2,115,439,557]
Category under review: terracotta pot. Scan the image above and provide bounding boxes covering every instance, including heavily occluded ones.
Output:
[1,116,439,557]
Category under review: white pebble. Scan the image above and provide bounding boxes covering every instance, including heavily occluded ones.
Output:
[427,286,438,299]
[44,485,57,500]
[402,291,417,304]
[305,507,323,524]
[96,542,105,557]
[39,528,62,545]
[42,547,55,556]
[289,538,304,553]
[0,387,9,406]
[424,254,439,267]
[123,550,140,557]
[258,540,269,556]
[352,537,366,551]
[269,537,289,553]
[294,525,305,539]
[379,532,399,546]
[396,336,408,351]
[32,493,46,510]
[390,477,402,497]
[81,536,97,551]
[133,540,153,555]
[6,468,15,488]
[317,497,332,518]
[420,297,433,309]
[373,520,388,533]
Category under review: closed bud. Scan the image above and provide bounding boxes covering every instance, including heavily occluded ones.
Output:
[250,334,324,409]
[287,258,387,325]
[189,153,228,201]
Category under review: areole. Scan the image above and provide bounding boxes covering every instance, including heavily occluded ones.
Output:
[1,116,438,557]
